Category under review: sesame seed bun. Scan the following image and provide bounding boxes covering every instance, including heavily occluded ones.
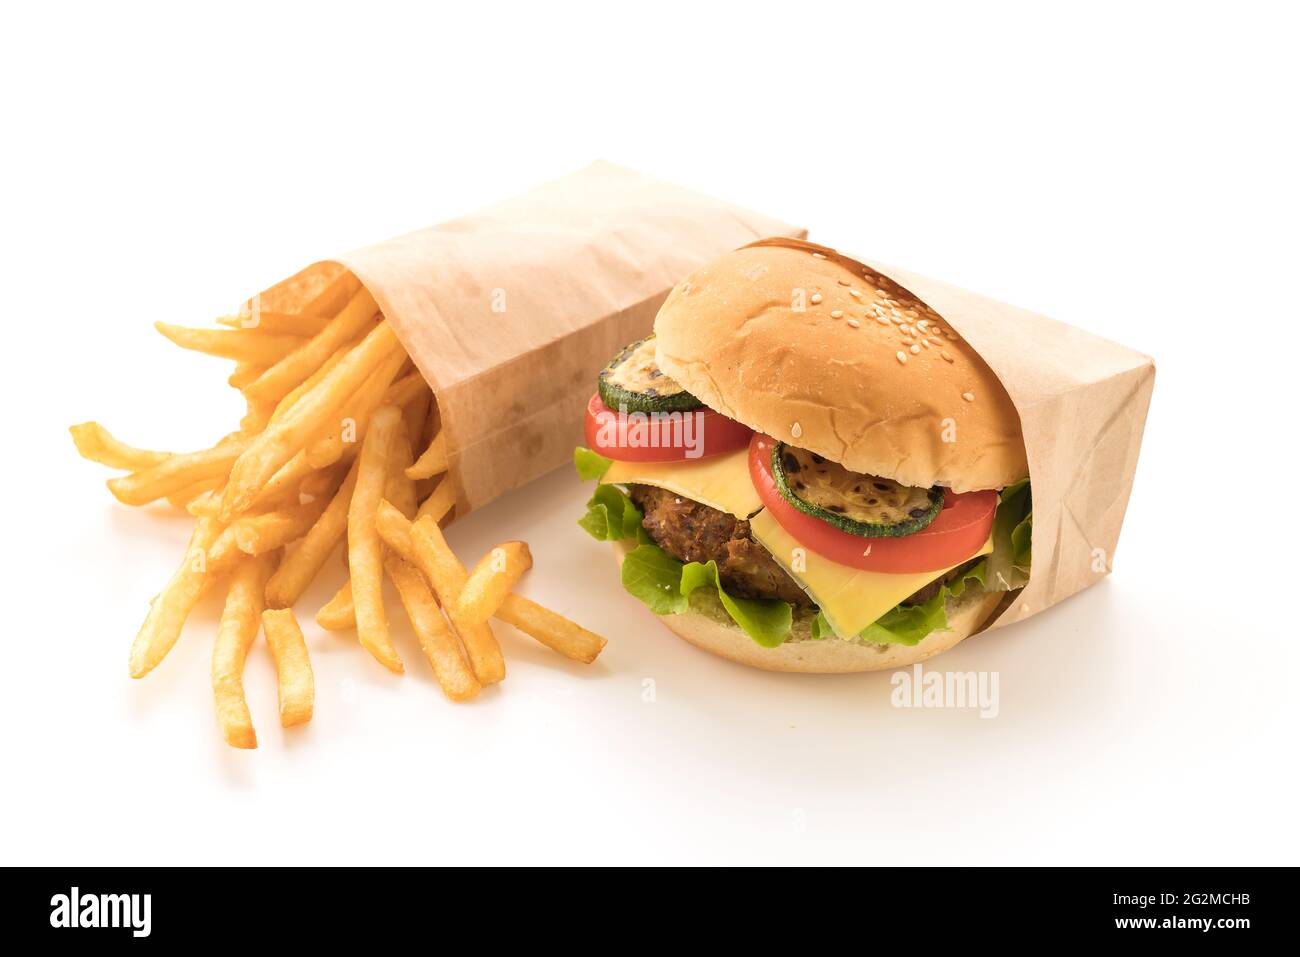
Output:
[612,540,1007,673]
[653,238,1028,492]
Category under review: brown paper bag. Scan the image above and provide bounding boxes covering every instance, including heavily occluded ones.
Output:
[251,162,804,516]
[743,238,1155,632]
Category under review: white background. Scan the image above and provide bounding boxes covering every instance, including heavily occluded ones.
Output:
[2,2,1296,865]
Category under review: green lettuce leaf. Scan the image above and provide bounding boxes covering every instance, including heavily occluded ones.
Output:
[618,545,793,645]
[620,544,690,614]
[985,479,1033,592]
[680,561,792,648]
[578,484,644,541]
[573,446,613,481]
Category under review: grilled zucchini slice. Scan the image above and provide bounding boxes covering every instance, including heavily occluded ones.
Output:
[771,443,943,538]
[597,336,703,414]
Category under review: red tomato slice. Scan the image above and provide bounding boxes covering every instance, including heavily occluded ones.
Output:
[748,434,997,574]
[584,393,753,463]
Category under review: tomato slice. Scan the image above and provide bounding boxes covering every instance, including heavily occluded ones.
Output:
[748,434,997,573]
[584,393,753,463]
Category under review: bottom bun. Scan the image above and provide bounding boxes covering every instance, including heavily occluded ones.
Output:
[612,541,1008,674]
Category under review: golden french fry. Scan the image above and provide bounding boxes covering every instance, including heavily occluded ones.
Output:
[268,341,353,425]
[232,482,336,556]
[410,515,505,685]
[244,286,379,404]
[212,551,278,748]
[386,421,418,520]
[219,309,330,337]
[315,582,355,631]
[385,370,425,408]
[240,398,275,435]
[166,478,219,511]
[385,555,480,701]
[265,458,359,608]
[416,475,457,523]
[493,595,608,664]
[348,405,403,673]
[221,320,401,519]
[70,422,172,471]
[129,516,226,678]
[228,362,267,390]
[109,435,251,507]
[405,430,447,480]
[261,609,314,727]
[304,348,407,469]
[375,499,416,562]
[457,541,532,626]
[155,322,305,364]
[377,502,604,663]
[302,270,362,319]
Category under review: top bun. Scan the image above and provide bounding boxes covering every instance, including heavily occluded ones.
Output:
[653,238,1028,492]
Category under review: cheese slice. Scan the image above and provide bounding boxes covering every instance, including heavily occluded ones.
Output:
[601,448,760,519]
[749,510,994,639]
[601,449,993,640]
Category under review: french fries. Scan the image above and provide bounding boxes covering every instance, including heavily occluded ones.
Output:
[219,309,331,337]
[76,267,610,749]
[493,594,608,664]
[406,431,448,480]
[108,436,251,507]
[70,422,171,470]
[129,515,226,678]
[410,515,506,685]
[244,286,380,404]
[155,323,306,365]
[304,347,407,469]
[213,552,278,748]
[457,541,532,626]
[221,320,402,518]
[348,405,404,673]
[385,555,480,701]
[262,609,314,727]
[374,501,606,663]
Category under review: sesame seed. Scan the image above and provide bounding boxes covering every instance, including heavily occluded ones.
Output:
[916,319,929,330]
[830,309,843,318]
[891,308,902,317]
[862,545,873,557]
[928,337,943,346]
[791,421,803,437]
[837,279,850,286]
[810,293,823,304]
[891,316,906,325]
[945,331,958,340]
[899,324,912,335]
[812,252,827,259]
[901,337,914,345]
[920,339,930,348]
[910,344,921,355]
[941,351,954,363]
[962,392,974,402]
[876,316,892,325]
[846,318,860,328]
[896,351,907,364]
[848,288,863,298]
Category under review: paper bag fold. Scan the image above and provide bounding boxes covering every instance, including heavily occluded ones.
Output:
[857,256,1156,630]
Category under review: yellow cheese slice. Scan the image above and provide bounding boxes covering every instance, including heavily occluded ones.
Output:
[749,510,994,639]
[601,448,761,519]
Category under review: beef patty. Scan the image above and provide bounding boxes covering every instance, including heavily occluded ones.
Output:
[628,484,958,609]
[628,484,814,607]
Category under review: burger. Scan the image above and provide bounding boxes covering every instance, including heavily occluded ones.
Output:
[575,238,1033,672]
